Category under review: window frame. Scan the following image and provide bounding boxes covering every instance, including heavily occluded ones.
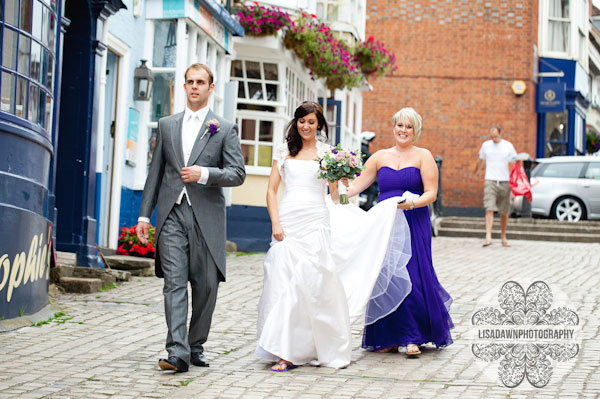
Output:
[0,0,57,133]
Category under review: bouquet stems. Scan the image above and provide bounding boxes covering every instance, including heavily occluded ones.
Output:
[338,181,349,205]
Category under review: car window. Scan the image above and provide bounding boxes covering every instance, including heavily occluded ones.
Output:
[584,162,600,179]
[538,162,584,178]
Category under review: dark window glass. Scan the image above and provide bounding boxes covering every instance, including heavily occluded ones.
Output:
[540,162,584,178]
[248,82,263,100]
[40,47,49,86]
[231,60,243,78]
[259,120,273,141]
[46,51,53,88]
[266,84,277,101]
[17,34,31,76]
[4,0,19,27]
[38,89,46,126]
[246,61,261,79]
[241,119,256,140]
[16,76,27,117]
[32,0,43,40]
[30,40,41,82]
[263,63,278,80]
[2,28,18,70]
[1,72,16,114]
[20,0,32,33]
[28,83,38,122]
[237,81,246,99]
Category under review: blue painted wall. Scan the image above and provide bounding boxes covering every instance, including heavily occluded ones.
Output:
[226,204,271,252]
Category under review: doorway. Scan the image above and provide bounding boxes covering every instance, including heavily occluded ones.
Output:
[97,50,119,246]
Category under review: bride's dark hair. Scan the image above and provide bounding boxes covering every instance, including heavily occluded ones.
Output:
[286,101,328,156]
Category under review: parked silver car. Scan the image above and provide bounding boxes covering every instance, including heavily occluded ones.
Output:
[512,156,600,222]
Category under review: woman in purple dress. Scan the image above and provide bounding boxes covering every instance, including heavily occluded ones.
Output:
[346,107,453,356]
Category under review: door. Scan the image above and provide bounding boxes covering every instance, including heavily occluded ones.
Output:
[98,50,119,246]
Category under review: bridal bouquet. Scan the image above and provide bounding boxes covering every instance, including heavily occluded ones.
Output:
[316,145,364,204]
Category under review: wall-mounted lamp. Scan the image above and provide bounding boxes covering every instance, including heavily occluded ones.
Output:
[134,60,154,101]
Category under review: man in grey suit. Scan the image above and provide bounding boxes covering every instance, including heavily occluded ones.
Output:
[137,64,245,372]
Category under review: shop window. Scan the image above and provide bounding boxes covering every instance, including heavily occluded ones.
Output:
[545,111,568,157]
[153,19,177,68]
[0,0,56,131]
[548,0,569,53]
[150,72,175,122]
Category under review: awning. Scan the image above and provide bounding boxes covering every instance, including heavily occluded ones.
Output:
[197,0,244,37]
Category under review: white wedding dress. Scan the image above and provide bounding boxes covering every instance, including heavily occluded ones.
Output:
[255,142,412,368]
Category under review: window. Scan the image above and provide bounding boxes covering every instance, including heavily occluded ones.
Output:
[237,117,274,167]
[285,67,316,117]
[545,111,568,157]
[153,19,177,68]
[539,162,584,178]
[231,60,280,104]
[584,163,600,179]
[0,0,57,130]
[317,0,340,21]
[548,0,569,53]
[150,72,175,122]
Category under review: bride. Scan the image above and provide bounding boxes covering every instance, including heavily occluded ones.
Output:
[255,101,412,371]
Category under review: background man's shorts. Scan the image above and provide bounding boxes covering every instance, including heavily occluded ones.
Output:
[483,180,511,214]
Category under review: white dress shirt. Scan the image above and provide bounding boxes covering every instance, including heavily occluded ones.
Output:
[138,107,210,224]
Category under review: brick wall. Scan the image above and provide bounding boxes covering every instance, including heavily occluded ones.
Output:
[364,0,538,208]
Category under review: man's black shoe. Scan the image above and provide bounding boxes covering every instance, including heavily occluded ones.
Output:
[158,356,189,372]
[191,352,209,367]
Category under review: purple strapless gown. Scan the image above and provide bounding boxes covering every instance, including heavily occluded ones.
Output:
[362,166,454,350]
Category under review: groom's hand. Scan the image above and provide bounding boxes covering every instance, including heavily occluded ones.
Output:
[137,221,151,245]
[181,166,202,183]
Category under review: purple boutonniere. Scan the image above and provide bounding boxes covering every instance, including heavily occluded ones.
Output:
[207,119,220,136]
[200,119,221,140]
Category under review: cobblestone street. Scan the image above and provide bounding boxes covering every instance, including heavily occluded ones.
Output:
[1,237,599,399]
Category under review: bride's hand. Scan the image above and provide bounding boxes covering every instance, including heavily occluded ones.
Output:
[272,223,285,241]
[340,177,349,187]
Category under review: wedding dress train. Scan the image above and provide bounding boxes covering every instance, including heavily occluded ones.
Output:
[255,143,412,368]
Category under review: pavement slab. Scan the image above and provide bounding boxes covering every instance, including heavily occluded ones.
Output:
[0,237,599,398]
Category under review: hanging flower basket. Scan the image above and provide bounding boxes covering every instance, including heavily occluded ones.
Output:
[284,18,363,91]
[353,36,397,77]
[587,131,600,154]
[236,2,292,37]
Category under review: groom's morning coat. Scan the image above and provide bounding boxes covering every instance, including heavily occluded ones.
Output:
[139,110,246,279]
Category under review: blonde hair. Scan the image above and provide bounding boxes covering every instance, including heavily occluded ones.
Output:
[392,107,422,141]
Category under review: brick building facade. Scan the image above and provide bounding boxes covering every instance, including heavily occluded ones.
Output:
[363,1,539,211]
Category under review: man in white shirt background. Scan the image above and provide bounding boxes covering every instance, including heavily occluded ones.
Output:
[136,64,245,372]
[474,126,517,248]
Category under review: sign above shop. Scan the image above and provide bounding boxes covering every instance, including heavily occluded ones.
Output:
[147,0,243,53]
[536,81,566,113]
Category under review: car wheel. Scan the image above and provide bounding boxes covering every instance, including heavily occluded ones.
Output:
[552,197,586,222]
